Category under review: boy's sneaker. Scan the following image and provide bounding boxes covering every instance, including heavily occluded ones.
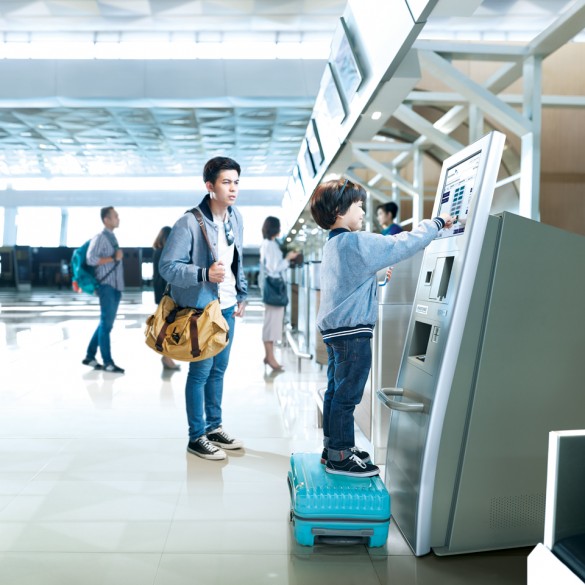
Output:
[187,436,226,460]
[206,427,243,450]
[103,363,125,374]
[325,454,380,478]
[320,446,371,465]
[82,358,103,370]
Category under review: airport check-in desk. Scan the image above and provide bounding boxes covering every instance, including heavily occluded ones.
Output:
[287,264,301,331]
[296,262,311,354]
[379,133,585,556]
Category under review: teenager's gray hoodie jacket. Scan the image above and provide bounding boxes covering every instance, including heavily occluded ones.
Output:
[318,218,444,343]
[158,195,248,309]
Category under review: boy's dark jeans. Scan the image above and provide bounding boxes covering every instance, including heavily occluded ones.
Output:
[323,336,372,462]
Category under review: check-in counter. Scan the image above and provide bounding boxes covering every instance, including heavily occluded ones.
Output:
[286,264,301,330]
[296,262,311,354]
[354,251,423,464]
[307,261,327,366]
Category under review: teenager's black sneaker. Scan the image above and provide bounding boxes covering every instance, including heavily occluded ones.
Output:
[187,436,226,460]
[325,454,380,478]
[206,427,243,450]
[320,446,371,465]
[82,358,103,370]
[103,363,125,374]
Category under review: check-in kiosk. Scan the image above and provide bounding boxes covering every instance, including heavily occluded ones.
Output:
[380,131,585,556]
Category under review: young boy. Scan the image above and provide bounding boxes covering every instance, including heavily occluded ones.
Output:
[310,178,453,478]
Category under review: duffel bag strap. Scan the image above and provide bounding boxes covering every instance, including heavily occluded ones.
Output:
[155,320,170,352]
[189,312,202,357]
[155,306,179,352]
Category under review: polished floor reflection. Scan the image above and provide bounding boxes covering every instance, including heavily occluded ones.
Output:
[0,290,528,584]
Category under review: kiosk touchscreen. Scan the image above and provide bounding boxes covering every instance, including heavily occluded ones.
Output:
[436,151,482,238]
[380,131,505,556]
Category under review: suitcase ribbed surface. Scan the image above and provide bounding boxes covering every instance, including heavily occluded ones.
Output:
[289,452,390,521]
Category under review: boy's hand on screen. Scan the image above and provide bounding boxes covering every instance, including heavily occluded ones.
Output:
[440,213,454,229]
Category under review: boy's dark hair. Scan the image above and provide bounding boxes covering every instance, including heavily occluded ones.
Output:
[310,179,367,230]
[376,201,399,218]
[262,216,281,240]
[203,156,241,185]
[100,206,114,222]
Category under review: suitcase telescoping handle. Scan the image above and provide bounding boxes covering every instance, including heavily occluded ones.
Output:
[376,387,425,413]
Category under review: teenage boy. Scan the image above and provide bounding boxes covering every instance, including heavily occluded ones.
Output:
[310,178,453,478]
[159,157,248,460]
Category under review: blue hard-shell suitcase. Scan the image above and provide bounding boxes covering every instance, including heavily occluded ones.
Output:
[288,452,391,547]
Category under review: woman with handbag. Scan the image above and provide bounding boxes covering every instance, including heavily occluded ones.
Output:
[260,216,299,372]
[159,156,248,461]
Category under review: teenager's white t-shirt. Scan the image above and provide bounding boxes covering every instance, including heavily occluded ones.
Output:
[213,213,237,310]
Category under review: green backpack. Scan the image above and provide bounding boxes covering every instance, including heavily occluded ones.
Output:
[71,240,99,294]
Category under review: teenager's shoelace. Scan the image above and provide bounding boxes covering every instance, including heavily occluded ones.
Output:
[349,455,366,469]
[200,438,218,452]
[215,430,231,442]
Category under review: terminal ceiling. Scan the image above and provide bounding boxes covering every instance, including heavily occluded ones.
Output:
[0,0,582,207]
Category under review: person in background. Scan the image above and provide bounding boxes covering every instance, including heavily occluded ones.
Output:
[260,216,299,372]
[159,156,248,461]
[376,201,403,236]
[82,206,125,374]
[152,226,180,371]
[310,178,453,478]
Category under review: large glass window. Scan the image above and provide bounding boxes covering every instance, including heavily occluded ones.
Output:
[9,205,286,249]
[115,208,187,248]
[66,208,109,247]
[15,207,61,247]
[67,207,187,248]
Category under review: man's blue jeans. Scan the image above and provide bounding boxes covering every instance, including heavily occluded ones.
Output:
[86,284,121,366]
[185,305,236,441]
[323,336,372,462]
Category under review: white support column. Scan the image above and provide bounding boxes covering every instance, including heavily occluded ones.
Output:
[520,56,542,220]
[412,147,424,225]
[394,104,464,155]
[419,50,532,137]
[468,104,484,143]
[59,208,69,247]
[352,147,419,199]
[3,207,17,246]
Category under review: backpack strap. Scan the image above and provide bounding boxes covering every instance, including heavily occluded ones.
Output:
[190,207,223,303]
[190,207,217,263]
[94,231,120,285]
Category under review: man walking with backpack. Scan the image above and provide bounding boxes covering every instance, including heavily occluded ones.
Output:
[82,206,125,374]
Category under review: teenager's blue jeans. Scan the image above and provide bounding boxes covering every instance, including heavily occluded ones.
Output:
[86,284,121,366]
[323,336,372,462]
[185,305,236,441]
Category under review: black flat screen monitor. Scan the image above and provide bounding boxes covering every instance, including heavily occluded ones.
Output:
[330,16,364,103]
[436,151,482,238]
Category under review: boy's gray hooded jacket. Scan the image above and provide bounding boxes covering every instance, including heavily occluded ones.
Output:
[159,194,248,310]
[317,218,444,342]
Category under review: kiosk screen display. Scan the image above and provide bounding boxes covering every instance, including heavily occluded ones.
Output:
[437,151,482,238]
